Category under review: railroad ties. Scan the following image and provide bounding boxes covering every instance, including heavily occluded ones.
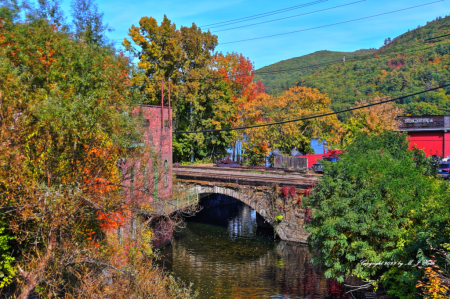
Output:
[173,166,318,191]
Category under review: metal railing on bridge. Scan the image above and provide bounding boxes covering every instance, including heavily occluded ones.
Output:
[273,156,308,170]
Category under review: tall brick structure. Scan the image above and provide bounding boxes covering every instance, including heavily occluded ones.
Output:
[140,104,173,200]
[122,105,173,205]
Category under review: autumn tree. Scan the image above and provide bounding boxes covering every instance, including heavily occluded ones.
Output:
[0,8,194,297]
[124,16,261,162]
[214,52,265,160]
[240,86,341,165]
[339,97,403,146]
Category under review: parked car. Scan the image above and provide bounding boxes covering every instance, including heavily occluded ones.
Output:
[438,162,450,179]
[312,157,339,173]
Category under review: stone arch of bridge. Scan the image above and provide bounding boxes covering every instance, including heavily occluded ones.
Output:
[187,185,273,227]
[185,184,308,243]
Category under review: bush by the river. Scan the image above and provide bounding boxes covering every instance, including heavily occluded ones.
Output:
[304,131,450,298]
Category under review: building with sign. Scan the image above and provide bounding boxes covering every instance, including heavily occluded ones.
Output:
[397,115,450,157]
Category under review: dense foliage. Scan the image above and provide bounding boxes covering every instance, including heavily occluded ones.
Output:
[124,17,265,162]
[255,49,376,95]
[240,86,341,158]
[256,15,450,115]
[0,2,195,297]
[304,131,450,298]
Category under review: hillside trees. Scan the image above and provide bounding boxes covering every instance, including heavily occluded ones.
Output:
[304,131,450,298]
[256,15,450,115]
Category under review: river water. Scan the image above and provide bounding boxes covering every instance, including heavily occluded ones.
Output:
[158,194,348,299]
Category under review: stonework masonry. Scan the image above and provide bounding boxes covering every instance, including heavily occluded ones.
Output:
[183,183,309,243]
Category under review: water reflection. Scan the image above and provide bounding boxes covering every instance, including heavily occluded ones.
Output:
[159,194,347,299]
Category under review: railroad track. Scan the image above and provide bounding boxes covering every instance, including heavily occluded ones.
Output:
[174,168,318,189]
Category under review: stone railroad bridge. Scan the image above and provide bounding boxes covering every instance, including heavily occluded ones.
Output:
[174,166,319,243]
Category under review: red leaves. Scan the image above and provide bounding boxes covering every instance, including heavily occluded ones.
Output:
[304,187,312,197]
[96,206,130,231]
[289,186,296,198]
[280,186,289,199]
[215,52,265,126]
[280,186,297,203]
[305,209,312,222]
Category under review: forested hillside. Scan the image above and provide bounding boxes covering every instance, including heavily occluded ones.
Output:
[255,15,450,115]
[255,49,376,94]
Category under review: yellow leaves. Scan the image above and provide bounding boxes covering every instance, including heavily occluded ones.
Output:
[240,86,341,156]
[416,266,449,298]
[340,96,403,147]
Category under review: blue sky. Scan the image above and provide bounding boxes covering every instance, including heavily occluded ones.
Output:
[63,0,447,69]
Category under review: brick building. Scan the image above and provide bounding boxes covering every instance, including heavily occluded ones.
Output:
[397,115,450,158]
[122,105,173,205]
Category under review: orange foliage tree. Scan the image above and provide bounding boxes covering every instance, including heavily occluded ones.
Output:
[339,96,403,146]
[0,8,194,298]
[214,52,265,160]
[240,86,341,165]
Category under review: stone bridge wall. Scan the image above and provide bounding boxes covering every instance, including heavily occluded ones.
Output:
[186,184,309,243]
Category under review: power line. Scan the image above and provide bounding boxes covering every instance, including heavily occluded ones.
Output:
[213,0,365,33]
[208,0,328,29]
[425,33,450,41]
[221,1,443,44]
[173,83,450,134]
[126,39,448,82]
[114,40,447,82]
[202,0,328,28]
[110,17,449,81]
[254,40,449,76]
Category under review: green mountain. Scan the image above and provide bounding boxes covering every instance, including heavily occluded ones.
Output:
[255,15,450,115]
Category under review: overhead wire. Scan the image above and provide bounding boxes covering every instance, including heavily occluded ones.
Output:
[173,83,450,134]
[111,3,447,81]
[221,1,443,44]
[254,40,449,76]
[213,0,365,33]
[119,39,449,82]
[202,0,328,28]
[425,33,450,41]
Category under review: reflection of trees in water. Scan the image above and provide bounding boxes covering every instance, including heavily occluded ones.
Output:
[160,193,349,299]
[166,236,347,299]
[228,204,256,239]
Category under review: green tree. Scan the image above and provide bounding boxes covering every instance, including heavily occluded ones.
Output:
[33,0,67,28]
[304,131,450,298]
[0,216,15,288]
[124,16,251,162]
[70,0,112,44]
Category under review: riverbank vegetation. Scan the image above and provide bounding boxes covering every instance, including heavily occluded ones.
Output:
[0,1,195,297]
[304,131,450,298]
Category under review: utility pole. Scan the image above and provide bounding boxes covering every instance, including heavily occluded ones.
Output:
[190,101,194,163]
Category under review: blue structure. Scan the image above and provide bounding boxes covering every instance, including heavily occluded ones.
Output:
[310,139,326,155]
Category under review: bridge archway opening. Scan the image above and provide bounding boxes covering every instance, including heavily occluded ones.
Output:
[194,192,276,235]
